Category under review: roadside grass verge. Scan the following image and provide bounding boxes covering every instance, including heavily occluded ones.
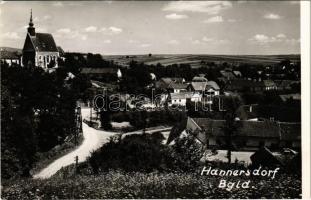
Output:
[2,170,301,199]
[30,133,84,176]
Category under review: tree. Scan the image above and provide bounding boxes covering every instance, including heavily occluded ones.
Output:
[1,62,82,179]
[222,96,240,164]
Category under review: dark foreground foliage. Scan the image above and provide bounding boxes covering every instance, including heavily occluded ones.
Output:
[1,63,88,180]
[88,132,204,173]
[1,170,301,199]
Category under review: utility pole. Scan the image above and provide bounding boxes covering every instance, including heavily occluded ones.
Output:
[90,104,92,122]
[75,156,79,175]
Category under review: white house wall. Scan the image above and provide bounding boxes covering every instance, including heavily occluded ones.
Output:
[35,51,59,69]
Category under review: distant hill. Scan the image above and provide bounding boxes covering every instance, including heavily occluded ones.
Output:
[102,54,301,68]
[0,47,22,53]
[0,47,22,59]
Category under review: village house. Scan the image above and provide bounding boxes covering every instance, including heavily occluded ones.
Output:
[220,68,236,80]
[0,48,22,66]
[185,117,301,151]
[279,93,301,102]
[233,70,242,78]
[155,77,185,91]
[168,93,189,107]
[167,91,202,106]
[80,67,122,82]
[205,81,220,96]
[167,83,189,93]
[236,104,260,121]
[22,10,60,70]
[274,80,299,91]
[225,79,277,93]
[191,76,208,93]
[263,80,277,90]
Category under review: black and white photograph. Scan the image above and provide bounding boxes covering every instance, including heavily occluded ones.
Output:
[0,1,310,199]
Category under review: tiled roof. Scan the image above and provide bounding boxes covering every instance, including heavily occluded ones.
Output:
[233,71,242,77]
[226,79,265,89]
[191,82,207,91]
[206,81,220,90]
[168,83,189,89]
[81,67,118,74]
[279,93,301,102]
[192,76,207,82]
[263,80,276,87]
[156,77,185,89]
[190,118,300,140]
[30,33,58,52]
[220,70,235,79]
[57,46,65,55]
[279,122,301,140]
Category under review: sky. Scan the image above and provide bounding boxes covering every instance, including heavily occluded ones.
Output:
[0,1,300,55]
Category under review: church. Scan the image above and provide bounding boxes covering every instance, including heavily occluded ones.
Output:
[22,10,60,70]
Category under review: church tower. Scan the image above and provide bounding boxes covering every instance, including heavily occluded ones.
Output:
[27,9,35,36]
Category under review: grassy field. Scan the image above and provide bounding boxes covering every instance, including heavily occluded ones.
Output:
[102,54,301,68]
[1,170,301,199]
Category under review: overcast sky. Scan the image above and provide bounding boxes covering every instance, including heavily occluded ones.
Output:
[0,1,300,55]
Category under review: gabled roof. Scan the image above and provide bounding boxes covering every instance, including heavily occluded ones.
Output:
[236,104,259,120]
[57,46,65,55]
[29,33,58,52]
[274,80,298,88]
[226,79,265,89]
[156,77,185,89]
[190,117,300,140]
[81,67,118,74]
[192,76,207,82]
[206,81,220,90]
[160,77,184,84]
[263,80,276,87]
[168,83,189,90]
[279,93,301,102]
[220,70,235,79]
[191,82,207,91]
[233,71,242,77]
[90,80,118,91]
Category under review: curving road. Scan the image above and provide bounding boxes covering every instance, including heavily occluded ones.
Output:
[33,108,117,179]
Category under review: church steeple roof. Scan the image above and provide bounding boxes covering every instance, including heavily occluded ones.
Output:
[27,9,35,36]
[29,9,34,27]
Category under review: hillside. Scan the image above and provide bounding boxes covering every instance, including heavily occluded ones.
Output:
[0,47,22,53]
[102,54,301,68]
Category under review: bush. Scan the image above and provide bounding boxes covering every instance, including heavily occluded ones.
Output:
[87,132,204,174]
[88,133,173,173]
[169,134,205,172]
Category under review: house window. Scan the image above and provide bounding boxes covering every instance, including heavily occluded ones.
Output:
[47,56,50,63]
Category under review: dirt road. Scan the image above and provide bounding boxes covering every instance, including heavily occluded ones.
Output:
[33,108,116,179]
